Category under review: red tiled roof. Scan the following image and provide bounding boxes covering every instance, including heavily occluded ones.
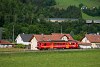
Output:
[33,33,74,41]
[0,40,12,45]
[33,35,51,41]
[85,34,100,43]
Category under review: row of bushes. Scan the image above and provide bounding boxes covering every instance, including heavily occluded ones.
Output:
[14,44,26,48]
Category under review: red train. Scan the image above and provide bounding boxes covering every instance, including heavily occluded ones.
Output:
[37,40,78,50]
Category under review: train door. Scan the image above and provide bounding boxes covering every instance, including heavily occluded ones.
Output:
[66,42,69,48]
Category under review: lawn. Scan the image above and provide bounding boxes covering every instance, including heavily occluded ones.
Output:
[82,12,100,20]
[0,48,25,52]
[0,49,100,67]
[55,0,100,8]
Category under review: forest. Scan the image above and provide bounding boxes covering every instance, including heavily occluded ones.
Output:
[0,0,100,41]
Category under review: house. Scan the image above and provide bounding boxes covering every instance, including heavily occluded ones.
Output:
[81,6,87,10]
[29,33,74,50]
[0,40,14,48]
[15,34,33,45]
[47,18,78,22]
[81,34,100,48]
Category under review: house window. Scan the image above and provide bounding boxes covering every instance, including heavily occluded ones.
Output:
[96,44,100,48]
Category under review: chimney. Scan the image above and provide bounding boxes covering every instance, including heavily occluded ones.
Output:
[41,33,44,41]
[97,32,99,35]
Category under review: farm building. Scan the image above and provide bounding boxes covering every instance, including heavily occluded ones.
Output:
[0,40,14,48]
[15,33,33,45]
[81,34,100,48]
[29,33,74,50]
[86,20,100,23]
[46,18,78,22]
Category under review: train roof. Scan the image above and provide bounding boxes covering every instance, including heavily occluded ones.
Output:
[38,40,77,42]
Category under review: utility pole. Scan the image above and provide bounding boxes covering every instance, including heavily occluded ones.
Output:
[13,25,14,42]
[0,28,3,40]
[61,25,62,34]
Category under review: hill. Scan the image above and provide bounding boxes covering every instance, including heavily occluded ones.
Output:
[55,0,100,19]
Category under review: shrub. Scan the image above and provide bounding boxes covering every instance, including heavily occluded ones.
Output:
[15,44,25,48]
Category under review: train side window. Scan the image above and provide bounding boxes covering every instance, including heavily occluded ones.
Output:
[44,43,46,46]
[54,43,57,45]
[71,43,74,45]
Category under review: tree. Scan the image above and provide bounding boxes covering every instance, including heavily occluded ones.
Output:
[79,3,84,9]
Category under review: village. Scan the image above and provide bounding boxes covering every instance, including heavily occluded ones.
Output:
[0,18,100,50]
[0,32,100,50]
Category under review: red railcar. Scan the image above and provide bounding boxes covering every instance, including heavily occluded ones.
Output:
[37,40,78,50]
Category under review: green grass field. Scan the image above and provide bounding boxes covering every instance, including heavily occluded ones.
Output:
[55,0,100,19]
[0,49,100,67]
[82,12,100,20]
[55,0,100,8]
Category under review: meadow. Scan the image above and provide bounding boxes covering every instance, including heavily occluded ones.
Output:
[0,49,100,67]
[55,0,100,8]
[55,0,100,19]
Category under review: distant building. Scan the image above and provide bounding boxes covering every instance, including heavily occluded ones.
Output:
[81,6,87,10]
[0,40,14,48]
[86,20,100,23]
[46,18,78,22]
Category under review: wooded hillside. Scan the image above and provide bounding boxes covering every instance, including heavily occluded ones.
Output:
[0,0,100,41]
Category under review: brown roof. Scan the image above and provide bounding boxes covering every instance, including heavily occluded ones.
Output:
[0,40,13,45]
[85,34,100,43]
[32,33,74,41]
[51,33,73,40]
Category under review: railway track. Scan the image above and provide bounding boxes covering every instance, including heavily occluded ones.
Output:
[0,49,96,53]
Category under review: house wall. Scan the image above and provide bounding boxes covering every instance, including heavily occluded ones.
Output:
[15,35,30,45]
[81,37,91,43]
[30,37,38,50]
[91,43,100,48]
[79,45,92,49]
[61,36,68,41]
[0,45,12,48]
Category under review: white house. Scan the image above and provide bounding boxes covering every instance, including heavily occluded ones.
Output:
[81,34,100,48]
[29,33,74,50]
[15,34,33,45]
